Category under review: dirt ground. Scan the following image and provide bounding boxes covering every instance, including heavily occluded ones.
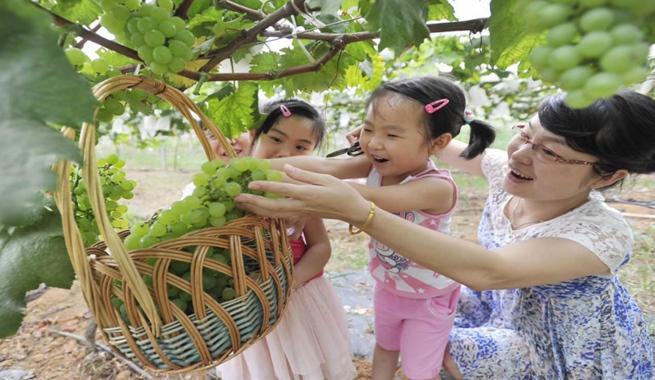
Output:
[1,169,652,379]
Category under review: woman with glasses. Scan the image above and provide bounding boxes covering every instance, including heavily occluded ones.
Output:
[236,90,655,379]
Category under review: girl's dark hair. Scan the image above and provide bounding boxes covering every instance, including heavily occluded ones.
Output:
[252,99,326,149]
[366,76,496,159]
[538,91,655,176]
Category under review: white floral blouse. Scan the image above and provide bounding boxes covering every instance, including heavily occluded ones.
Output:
[448,149,653,379]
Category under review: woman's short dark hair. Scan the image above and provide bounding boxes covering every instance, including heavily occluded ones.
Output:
[538,91,655,176]
[252,99,325,149]
[367,76,496,159]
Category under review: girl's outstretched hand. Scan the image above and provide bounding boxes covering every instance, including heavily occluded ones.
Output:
[235,165,370,225]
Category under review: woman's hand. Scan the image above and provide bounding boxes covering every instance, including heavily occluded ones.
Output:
[235,165,371,225]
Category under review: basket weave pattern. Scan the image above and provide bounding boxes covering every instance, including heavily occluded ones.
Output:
[53,75,293,373]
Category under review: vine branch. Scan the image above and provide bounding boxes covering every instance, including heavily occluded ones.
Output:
[200,0,307,72]
[174,0,195,19]
[217,0,266,20]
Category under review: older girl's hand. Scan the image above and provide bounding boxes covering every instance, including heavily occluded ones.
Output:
[235,165,371,225]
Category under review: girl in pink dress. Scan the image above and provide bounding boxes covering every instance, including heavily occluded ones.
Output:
[217,100,356,380]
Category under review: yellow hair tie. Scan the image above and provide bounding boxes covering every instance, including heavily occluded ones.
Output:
[349,202,376,235]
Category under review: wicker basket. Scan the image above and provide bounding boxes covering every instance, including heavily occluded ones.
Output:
[53,75,293,373]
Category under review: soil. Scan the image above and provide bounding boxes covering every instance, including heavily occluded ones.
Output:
[1,169,652,379]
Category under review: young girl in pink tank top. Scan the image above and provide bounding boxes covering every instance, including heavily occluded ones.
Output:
[265,77,495,379]
[216,100,355,380]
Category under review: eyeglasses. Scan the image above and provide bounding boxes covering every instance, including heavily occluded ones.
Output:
[512,125,595,166]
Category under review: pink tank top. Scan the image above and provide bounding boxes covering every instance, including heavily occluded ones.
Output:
[367,160,459,299]
[290,234,323,280]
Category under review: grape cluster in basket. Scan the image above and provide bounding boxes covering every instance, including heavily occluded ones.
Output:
[72,154,136,246]
[526,0,653,108]
[125,157,283,250]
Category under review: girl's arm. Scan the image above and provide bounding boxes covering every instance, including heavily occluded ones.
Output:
[292,217,331,288]
[435,140,486,177]
[348,177,454,215]
[269,154,371,179]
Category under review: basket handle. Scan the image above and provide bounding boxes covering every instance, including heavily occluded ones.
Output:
[60,75,238,336]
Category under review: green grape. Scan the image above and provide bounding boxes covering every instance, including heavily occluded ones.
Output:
[65,48,88,66]
[610,24,643,44]
[203,275,217,289]
[90,59,109,74]
[130,33,145,48]
[265,170,283,182]
[152,46,173,65]
[548,45,581,71]
[584,72,622,98]
[579,0,607,7]
[251,169,267,181]
[140,234,159,248]
[172,298,187,311]
[622,66,648,85]
[524,1,549,28]
[224,182,242,197]
[174,29,195,46]
[193,173,210,186]
[546,22,578,47]
[125,0,140,10]
[158,20,177,38]
[600,46,637,73]
[144,30,166,48]
[137,46,154,64]
[577,31,612,58]
[137,17,155,34]
[109,4,130,23]
[150,62,169,75]
[221,287,236,301]
[168,40,192,59]
[579,7,615,32]
[170,17,185,32]
[209,216,226,227]
[125,234,141,250]
[158,0,174,12]
[208,202,227,217]
[539,4,571,29]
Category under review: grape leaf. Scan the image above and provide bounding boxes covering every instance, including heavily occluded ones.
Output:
[428,0,456,21]
[365,0,429,55]
[489,0,541,68]
[206,82,258,138]
[0,1,97,126]
[306,0,343,16]
[0,1,91,227]
[250,52,281,73]
[0,207,75,337]
[50,0,102,26]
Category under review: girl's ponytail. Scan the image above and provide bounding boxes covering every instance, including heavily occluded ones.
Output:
[460,118,495,159]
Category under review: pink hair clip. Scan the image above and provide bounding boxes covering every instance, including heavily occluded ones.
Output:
[280,105,292,117]
[424,98,449,114]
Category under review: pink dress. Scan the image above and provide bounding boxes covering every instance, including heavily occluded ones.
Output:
[216,235,356,380]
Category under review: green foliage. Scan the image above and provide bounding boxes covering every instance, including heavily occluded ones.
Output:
[206,82,258,138]
[49,0,102,25]
[0,207,75,337]
[0,0,95,227]
[365,0,430,55]
[488,0,542,69]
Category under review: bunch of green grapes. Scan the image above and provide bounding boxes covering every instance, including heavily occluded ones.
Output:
[72,154,136,246]
[100,0,195,75]
[526,0,653,108]
[124,156,282,251]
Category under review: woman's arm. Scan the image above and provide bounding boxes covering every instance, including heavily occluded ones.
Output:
[348,177,454,215]
[435,140,486,177]
[269,154,371,179]
[292,217,331,288]
[236,166,610,291]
